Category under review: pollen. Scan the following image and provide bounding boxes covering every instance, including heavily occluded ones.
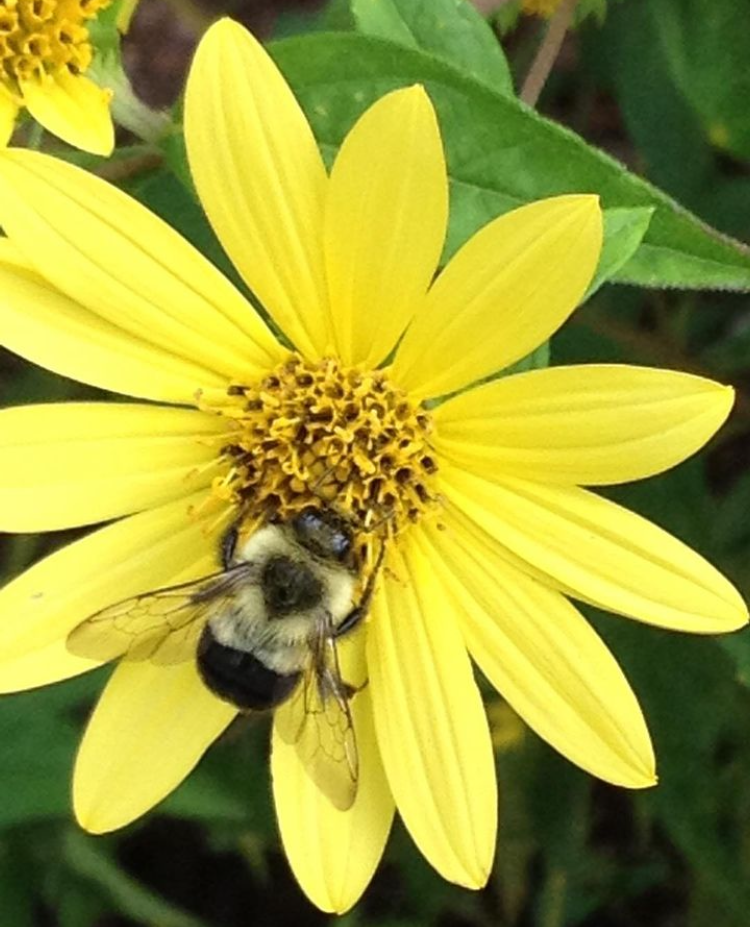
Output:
[200,354,440,564]
[0,0,109,88]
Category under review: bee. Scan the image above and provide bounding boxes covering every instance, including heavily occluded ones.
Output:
[67,508,384,811]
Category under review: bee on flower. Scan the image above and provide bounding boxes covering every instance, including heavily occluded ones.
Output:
[0,17,746,914]
[0,0,115,153]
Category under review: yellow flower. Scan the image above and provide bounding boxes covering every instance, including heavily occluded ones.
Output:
[523,0,565,16]
[0,0,114,154]
[0,17,746,913]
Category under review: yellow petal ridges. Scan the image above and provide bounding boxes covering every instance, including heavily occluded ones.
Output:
[440,465,749,633]
[392,195,602,399]
[272,632,394,913]
[185,19,330,358]
[367,543,496,887]
[0,245,225,404]
[422,513,656,787]
[20,72,114,157]
[0,403,226,531]
[325,85,448,368]
[74,659,237,833]
[0,149,282,381]
[433,365,734,485]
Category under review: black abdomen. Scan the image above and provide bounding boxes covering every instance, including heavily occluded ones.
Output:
[197,626,300,711]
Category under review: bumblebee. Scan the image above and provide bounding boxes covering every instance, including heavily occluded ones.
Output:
[67,508,383,810]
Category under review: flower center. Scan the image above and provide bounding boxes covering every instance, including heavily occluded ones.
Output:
[201,354,440,566]
[0,0,108,88]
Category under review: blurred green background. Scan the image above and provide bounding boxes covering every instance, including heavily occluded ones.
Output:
[1,0,750,924]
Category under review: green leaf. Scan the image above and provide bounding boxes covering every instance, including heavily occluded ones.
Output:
[591,469,750,924]
[590,2,713,205]
[652,0,750,162]
[599,616,750,925]
[712,469,750,555]
[498,734,592,927]
[0,843,35,927]
[269,32,750,293]
[720,629,750,690]
[57,879,108,927]
[349,0,513,94]
[506,341,550,376]
[0,672,104,828]
[63,831,210,927]
[590,207,654,296]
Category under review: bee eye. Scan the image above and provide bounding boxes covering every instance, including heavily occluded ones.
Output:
[291,509,353,562]
[330,532,351,559]
[296,508,322,532]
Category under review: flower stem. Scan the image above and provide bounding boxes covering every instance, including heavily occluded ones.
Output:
[520,0,578,106]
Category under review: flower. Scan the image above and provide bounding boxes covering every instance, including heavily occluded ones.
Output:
[0,0,114,154]
[522,0,566,17]
[0,17,746,914]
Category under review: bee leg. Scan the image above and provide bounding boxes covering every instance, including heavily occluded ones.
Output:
[335,605,366,638]
[342,678,369,698]
[220,524,239,569]
[335,541,386,638]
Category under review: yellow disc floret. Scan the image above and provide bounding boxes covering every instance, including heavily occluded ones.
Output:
[0,0,109,89]
[200,354,440,564]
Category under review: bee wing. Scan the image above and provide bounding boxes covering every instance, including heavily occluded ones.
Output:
[275,622,359,811]
[66,565,255,666]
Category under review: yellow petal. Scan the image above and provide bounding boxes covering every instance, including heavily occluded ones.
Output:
[185,19,330,358]
[433,365,735,485]
[392,196,602,399]
[0,85,18,146]
[421,513,656,787]
[20,72,114,156]
[0,490,227,678]
[74,659,237,833]
[440,465,748,633]
[272,631,394,913]
[0,239,224,404]
[0,402,226,532]
[0,236,31,269]
[0,149,282,381]
[324,86,447,367]
[367,542,496,887]
[0,638,96,694]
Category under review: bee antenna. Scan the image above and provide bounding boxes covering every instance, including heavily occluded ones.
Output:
[310,463,338,498]
[363,506,396,537]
